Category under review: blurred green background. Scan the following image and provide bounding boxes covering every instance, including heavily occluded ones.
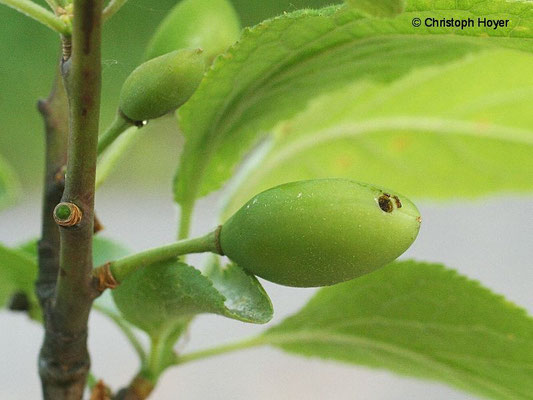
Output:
[0,0,336,191]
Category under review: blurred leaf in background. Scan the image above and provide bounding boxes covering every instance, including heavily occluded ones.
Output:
[0,154,19,210]
[0,0,335,191]
[174,2,533,213]
[222,50,533,217]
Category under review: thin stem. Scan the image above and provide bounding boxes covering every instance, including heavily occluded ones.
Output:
[97,230,221,284]
[145,336,163,380]
[102,0,128,21]
[114,322,189,399]
[174,336,266,365]
[93,303,147,363]
[97,112,134,155]
[177,201,195,264]
[95,126,142,189]
[39,0,103,398]
[178,200,194,240]
[36,61,69,310]
[0,0,71,34]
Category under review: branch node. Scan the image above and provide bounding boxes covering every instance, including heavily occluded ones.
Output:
[94,214,104,234]
[95,262,119,292]
[90,380,112,400]
[54,165,67,185]
[37,98,49,116]
[53,202,82,227]
[114,375,154,400]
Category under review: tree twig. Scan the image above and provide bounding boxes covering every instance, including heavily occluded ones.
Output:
[36,63,69,311]
[38,0,103,398]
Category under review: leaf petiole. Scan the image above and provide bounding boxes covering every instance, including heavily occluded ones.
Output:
[174,336,266,365]
[0,0,71,34]
[177,200,194,240]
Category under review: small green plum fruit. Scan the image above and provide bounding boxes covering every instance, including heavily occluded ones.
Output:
[145,0,241,64]
[119,49,205,122]
[220,179,421,287]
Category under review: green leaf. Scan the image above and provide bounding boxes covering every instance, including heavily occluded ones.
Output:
[112,258,273,338]
[263,261,533,400]
[205,256,273,323]
[345,0,405,17]
[174,1,533,210]
[222,49,533,217]
[0,154,20,211]
[0,244,37,308]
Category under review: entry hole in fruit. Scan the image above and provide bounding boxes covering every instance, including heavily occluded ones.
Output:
[378,195,394,213]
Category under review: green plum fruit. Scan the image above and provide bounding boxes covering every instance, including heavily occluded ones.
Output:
[219,179,421,287]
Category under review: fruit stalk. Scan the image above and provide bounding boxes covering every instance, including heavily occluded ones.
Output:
[97,112,134,155]
[93,230,221,286]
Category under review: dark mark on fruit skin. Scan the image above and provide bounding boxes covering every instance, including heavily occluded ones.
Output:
[393,195,402,208]
[378,194,394,213]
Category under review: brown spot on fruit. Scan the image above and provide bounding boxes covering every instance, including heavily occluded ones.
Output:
[393,195,402,208]
[378,194,394,213]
